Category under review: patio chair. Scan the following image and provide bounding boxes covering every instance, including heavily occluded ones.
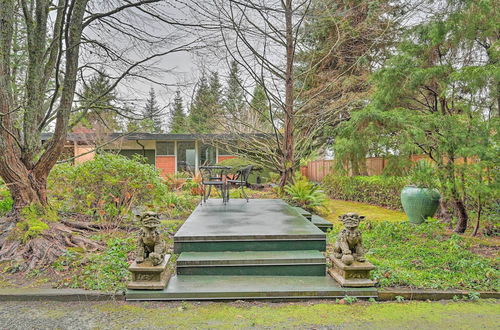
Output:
[226,165,253,202]
[199,166,227,204]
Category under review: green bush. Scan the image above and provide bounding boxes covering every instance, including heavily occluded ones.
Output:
[55,236,135,291]
[217,157,274,184]
[0,180,13,216]
[285,174,328,212]
[48,153,172,221]
[322,175,408,210]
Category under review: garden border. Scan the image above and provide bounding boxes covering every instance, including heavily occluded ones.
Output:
[0,288,497,302]
[0,288,124,302]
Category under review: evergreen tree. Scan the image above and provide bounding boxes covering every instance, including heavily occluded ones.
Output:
[336,0,499,233]
[298,0,401,171]
[188,71,223,133]
[78,70,119,131]
[168,90,187,133]
[142,88,163,133]
[249,84,272,132]
[224,60,245,118]
[188,73,210,133]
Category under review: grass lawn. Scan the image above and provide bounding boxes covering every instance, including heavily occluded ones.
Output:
[324,199,406,224]
[2,300,498,329]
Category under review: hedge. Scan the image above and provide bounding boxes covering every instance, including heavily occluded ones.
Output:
[322,175,408,210]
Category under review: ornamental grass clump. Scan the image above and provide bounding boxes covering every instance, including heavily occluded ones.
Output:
[285,174,328,212]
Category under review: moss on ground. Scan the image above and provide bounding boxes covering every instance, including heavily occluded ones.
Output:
[94,300,499,329]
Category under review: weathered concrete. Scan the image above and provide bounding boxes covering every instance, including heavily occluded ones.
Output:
[126,275,377,300]
[174,199,325,253]
[128,254,171,290]
[311,215,333,232]
[328,258,377,287]
[0,288,123,302]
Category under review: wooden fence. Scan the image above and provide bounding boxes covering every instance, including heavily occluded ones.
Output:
[301,158,389,182]
[301,155,476,182]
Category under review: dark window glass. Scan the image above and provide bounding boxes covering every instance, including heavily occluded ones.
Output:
[199,144,216,166]
[156,141,175,155]
[218,147,232,156]
[177,141,196,172]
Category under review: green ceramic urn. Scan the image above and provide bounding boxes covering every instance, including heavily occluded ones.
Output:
[400,185,441,224]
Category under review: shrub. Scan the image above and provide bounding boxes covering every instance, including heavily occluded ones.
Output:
[217,157,274,184]
[285,174,328,212]
[48,154,172,222]
[56,236,135,291]
[0,180,13,216]
[322,175,408,210]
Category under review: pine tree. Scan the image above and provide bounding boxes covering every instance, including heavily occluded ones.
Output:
[168,90,187,133]
[78,70,119,131]
[142,88,163,133]
[188,71,223,133]
[336,0,499,233]
[188,73,210,133]
[224,60,245,119]
[249,84,271,131]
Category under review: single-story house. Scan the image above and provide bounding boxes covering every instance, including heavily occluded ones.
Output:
[41,132,235,176]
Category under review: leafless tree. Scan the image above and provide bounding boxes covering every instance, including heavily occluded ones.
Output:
[183,0,319,186]
[0,0,200,268]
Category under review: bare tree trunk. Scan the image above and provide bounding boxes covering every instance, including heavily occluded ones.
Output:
[280,0,295,187]
[453,197,468,233]
[472,200,482,236]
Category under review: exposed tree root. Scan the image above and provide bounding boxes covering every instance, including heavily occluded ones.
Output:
[0,217,104,271]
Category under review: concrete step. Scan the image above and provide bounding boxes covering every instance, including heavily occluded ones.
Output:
[176,250,326,276]
[292,206,312,220]
[311,215,333,232]
[126,275,378,301]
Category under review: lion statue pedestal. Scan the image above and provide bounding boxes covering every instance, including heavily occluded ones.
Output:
[328,213,376,287]
[127,212,170,290]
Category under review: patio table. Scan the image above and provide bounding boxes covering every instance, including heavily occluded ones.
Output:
[199,165,232,204]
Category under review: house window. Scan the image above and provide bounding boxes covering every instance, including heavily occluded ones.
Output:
[177,141,196,172]
[218,147,232,156]
[199,144,216,166]
[156,141,175,156]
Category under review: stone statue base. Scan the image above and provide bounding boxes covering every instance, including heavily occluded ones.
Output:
[128,254,171,290]
[328,257,376,287]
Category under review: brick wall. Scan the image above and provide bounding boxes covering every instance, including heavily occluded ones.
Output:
[156,156,176,176]
[217,155,235,163]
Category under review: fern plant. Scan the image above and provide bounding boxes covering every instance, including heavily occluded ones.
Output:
[284,174,328,212]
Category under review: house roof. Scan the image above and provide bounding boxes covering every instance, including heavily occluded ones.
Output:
[41,132,255,142]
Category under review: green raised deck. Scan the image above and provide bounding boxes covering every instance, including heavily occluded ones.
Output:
[126,275,377,300]
[126,199,372,301]
[311,215,333,232]
[174,199,325,253]
[177,250,326,276]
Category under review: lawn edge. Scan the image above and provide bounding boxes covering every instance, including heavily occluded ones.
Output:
[0,288,124,302]
[0,288,497,302]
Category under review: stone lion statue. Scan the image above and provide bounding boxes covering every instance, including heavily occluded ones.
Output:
[333,213,366,265]
[135,211,166,266]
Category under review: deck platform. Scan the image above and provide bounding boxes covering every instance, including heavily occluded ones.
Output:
[126,199,373,301]
[174,199,326,253]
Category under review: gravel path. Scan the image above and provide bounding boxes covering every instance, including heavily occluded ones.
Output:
[0,300,498,329]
